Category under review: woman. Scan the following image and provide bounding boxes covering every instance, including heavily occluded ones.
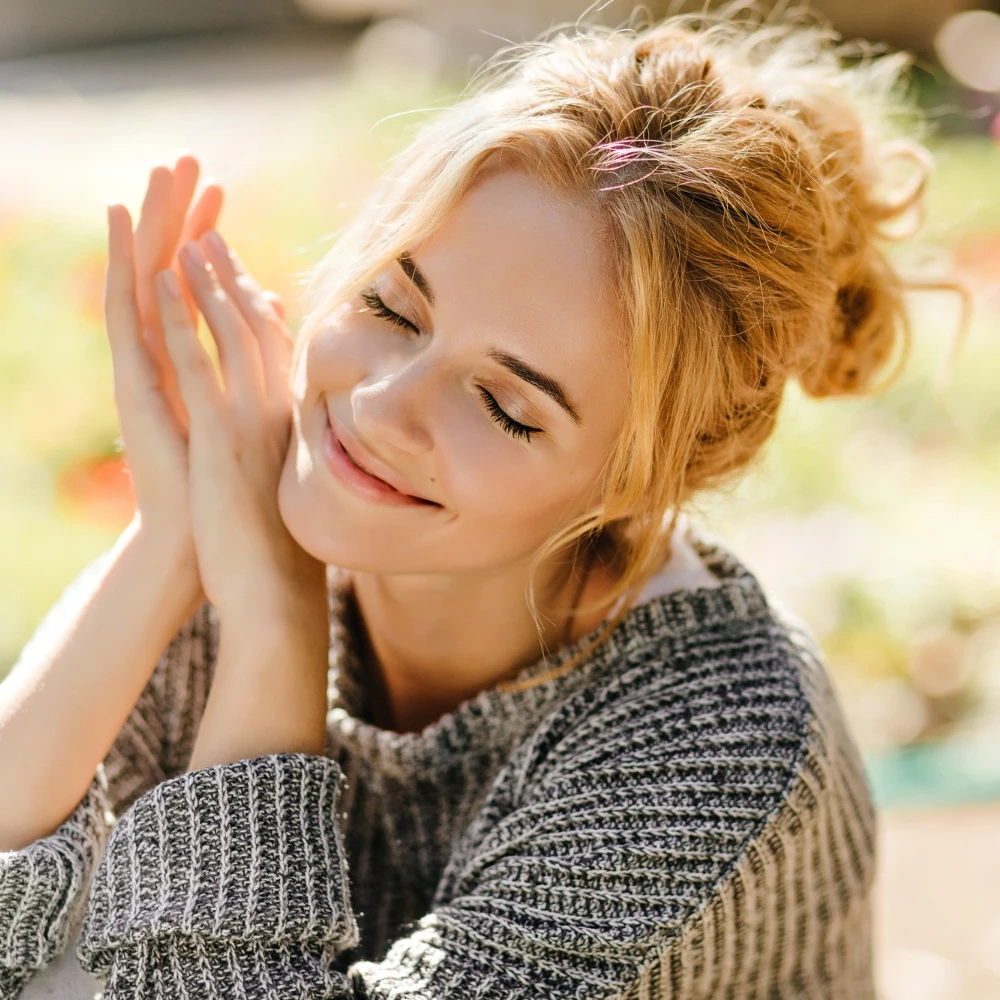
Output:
[0,8,931,999]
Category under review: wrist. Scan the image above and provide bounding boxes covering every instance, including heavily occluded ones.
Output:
[215,578,330,691]
[189,607,329,770]
[220,595,330,666]
[121,515,204,616]
[214,562,328,636]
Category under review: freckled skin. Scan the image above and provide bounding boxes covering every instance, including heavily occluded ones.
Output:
[276,167,630,732]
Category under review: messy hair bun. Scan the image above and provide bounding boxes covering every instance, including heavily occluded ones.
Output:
[786,86,931,399]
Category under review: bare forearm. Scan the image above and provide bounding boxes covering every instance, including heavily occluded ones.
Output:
[187,592,329,772]
[0,518,203,851]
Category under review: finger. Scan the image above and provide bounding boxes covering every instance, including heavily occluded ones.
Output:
[152,154,201,328]
[169,155,203,319]
[133,165,176,328]
[178,179,223,249]
[105,204,140,345]
[262,290,285,322]
[155,153,202,270]
[176,180,224,326]
[105,204,161,394]
[156,267,224,427]
[172,153,200,223]
[198,231,294,401]
[106,205,186,451]
[178,241,266,402]
[130,164,193,431]
[133,156,202,293]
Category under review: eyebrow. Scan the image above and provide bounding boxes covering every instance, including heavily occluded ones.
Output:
[396,252,582,425]
[487,349,581,425]
[397,253,435,308]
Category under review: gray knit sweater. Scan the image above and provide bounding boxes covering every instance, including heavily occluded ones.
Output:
[0,523,877,999]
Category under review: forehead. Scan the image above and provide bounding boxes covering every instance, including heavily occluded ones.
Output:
[411,167,628,418]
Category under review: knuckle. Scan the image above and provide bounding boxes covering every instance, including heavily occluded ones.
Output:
[189,349,214,378]
[171,336,204,371]
[232,393,262,427]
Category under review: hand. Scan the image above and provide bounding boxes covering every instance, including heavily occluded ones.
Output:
[154,229,327,625]
[105,156,287,591]
[131,156,287,437]
[104,156,220,583]
[132,155,223,439]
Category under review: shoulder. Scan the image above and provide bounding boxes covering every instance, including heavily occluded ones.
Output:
[528,590,874,848]
[521,598,817,807]
[546,592,874,951]
[467,594,875,985]
[436,592,878,992]
[529,524,874,828]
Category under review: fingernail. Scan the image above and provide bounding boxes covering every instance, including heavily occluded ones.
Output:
[205,229,226,256]
[180,241,206,268]
[159,269,182,299]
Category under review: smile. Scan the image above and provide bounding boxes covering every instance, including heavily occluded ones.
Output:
[321,411,440,509]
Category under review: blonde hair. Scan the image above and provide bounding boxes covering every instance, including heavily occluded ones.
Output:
[293,4,960,686]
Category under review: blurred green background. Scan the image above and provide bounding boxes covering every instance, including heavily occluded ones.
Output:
[0,3,998,995]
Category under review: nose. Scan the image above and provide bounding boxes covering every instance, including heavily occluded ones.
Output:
[350,362,435,457]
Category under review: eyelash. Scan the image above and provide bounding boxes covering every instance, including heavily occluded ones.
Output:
[360,287,421,336]
[359,286,541,443]
[477,386,539,442]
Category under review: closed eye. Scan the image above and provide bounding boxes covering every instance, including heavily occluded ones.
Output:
[477,387,542,442]
[359,286,541,443]
[360,287,421,337]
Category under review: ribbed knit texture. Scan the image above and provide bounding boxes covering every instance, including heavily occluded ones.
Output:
[0,522,878,999]
[0,770,111,1000]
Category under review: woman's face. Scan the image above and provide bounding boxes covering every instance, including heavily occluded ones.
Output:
[278,166,629,575]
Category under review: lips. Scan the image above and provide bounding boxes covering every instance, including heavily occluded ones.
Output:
[339,439,388,485]
[325,409,438,506]
[340,437,405,493]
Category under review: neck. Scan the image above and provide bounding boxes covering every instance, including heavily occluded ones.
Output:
[346,547,611,734]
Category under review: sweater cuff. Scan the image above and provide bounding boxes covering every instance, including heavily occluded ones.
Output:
[77,753,358,979]
[0,766,114,977]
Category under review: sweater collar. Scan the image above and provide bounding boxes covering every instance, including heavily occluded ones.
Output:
[324,519,771,771]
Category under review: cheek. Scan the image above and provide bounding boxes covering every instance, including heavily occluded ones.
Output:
[439,421,599,558]
[301,317,377,392]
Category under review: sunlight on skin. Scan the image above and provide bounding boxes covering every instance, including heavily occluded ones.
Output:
[278,165,630,733]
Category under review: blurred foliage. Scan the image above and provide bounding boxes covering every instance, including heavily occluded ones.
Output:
[696,130,1000,758]
[0,63,998,772]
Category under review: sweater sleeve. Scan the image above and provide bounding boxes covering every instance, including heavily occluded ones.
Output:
[0,548,217,1000]
[73,628,878,1000]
